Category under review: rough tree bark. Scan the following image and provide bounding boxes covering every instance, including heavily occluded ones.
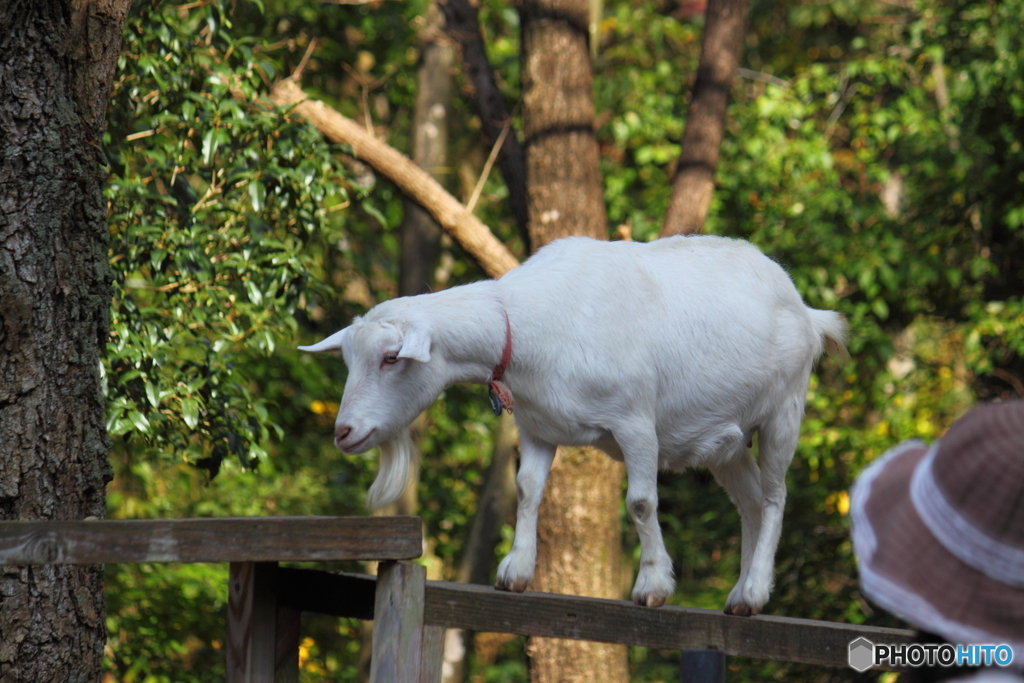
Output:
[661,0,748,236]
[0,0,130,680]
[519,0,629,680]
[439,0,531,252]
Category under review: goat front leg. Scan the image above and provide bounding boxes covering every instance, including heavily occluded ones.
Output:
[494,432,555,593]
[618,425,675,608]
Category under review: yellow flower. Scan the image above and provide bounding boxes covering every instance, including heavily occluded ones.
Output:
[837,491,850,516]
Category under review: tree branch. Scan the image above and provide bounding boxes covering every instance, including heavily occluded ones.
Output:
[270,78,520,279]
[661,0,748,237]
[439,0,531,252]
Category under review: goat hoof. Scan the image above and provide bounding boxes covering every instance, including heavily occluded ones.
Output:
[634,594,666,608]
[724,603,757,617]
[494,578,529,593]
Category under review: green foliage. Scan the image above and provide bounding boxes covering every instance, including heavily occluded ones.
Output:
[101,1,500,679]
[102,1,389,678]
[105,562,227,683]
[105,0,361,472]
[597,0,701,240]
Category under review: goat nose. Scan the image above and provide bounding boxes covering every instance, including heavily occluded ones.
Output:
[335,424,352,444]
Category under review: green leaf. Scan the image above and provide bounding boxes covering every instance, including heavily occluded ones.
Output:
[128,410,151,433]
[201,128,219,165]
[871,298,890,320]
[145,382,160,408]
[245,279,263,306]
[248,179,266,212]
[109,418,133,437]
[151,249,167,271]
[361,200,389,228]
[182,398,200,430]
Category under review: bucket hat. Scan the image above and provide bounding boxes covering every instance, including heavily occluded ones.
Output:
[850,399,1024,658]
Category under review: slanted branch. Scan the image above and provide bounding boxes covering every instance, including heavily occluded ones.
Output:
[270,78,520,279]
[438,0,531,251]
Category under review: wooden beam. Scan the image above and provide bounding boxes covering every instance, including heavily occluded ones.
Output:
[421,581,912,669]
[370,561,426,683]
[276,569,914,669]
[0,516,422,564]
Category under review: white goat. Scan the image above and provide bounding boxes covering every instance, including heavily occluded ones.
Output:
[300,235,846,615]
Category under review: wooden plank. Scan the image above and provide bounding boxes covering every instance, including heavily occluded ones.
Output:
[0,517,422,564]
[276,569,914,669]
[370,561,426,683]
[421,581,914,669]
[227,562,278,683]
[420,625,446,683]
[681,649,725,683]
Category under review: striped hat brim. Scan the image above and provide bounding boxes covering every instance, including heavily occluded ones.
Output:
[850,439,1024,661]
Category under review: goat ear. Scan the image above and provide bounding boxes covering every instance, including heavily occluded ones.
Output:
[298,328,348,354]
[397,325,431,363]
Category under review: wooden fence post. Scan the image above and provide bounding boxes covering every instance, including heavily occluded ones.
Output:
[370,561,426,683]
[420,625,446,683]
[681,648,726,683]
[228,562,300,683]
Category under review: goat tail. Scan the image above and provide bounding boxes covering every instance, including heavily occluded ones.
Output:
[807,307,850,363]
[366,429,415,511]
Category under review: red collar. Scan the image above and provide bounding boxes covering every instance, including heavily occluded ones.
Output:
[488,311,514,415]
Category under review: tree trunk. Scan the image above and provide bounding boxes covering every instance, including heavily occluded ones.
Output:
[400,2,453,299]
[661,0,747,237]
[520,1,629,680]
[0,0,129,680]
[439,0,531,252]
[528,450,628,682]
[521,0,606,243]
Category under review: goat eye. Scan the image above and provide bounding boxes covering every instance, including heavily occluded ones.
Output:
[382,353,399,365]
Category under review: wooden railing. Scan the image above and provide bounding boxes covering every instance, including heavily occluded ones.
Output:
[0,517,914,682]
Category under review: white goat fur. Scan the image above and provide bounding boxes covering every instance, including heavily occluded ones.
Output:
[300,235,847,614]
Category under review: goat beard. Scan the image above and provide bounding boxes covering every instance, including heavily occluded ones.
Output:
[365,428,415,511]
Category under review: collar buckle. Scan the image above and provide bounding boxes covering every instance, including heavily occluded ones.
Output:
[488,311,514,415]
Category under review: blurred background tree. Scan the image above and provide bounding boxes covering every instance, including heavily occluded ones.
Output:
[100,0,1022,681]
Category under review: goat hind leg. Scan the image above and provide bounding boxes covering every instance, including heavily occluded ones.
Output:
[710,446,764,616]
[495,433,555,593]
[731,403,802,615]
